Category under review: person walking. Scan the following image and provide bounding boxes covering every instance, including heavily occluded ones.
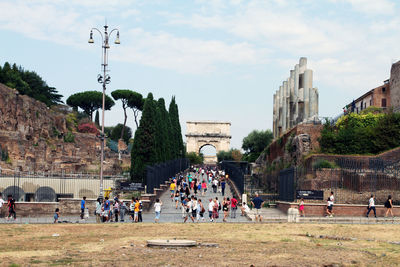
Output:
[222,197,230,222]
[385,195,394,218]
[104,197,111,222]
[138,199,143,222]
[0,193,4,218]
[170,181,176,201]
[134,198,140,222]
[120,200,127,222]
[201,180,207,196]
[113,200,119,222]
[96,198,102,223]
[208,198,214,222]
[80,196,86,220]
[6,195,16,221]
[299,198,305,217]
[221,180,226,196]
[366,194,377,218]
[54,208,60,223]
[154,199,162,223]
[174,191,180,209]
[212,179,218,193]
[198,199,205,222]
[329,191,335,215]
[230,196,238,218]
[251,193,264,222]
[129,197,135,222]
[212,198,219,221]
[184,197,195,223]
[326,198,333,217]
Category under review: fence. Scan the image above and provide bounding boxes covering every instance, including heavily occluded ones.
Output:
[220,161,248,195]
[0,170,121,202]
[146,158,189,194]
[275,159,400,204]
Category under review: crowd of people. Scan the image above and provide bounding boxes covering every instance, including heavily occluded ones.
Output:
[168,166,242,223]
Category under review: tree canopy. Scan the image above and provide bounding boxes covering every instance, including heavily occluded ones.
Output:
[0,62,63,106]
[111,89,135,140]
[66,91,115,120]
[242,129,273,162]
[217,149,243,162]
[127,92,144,128]
[110,123,132,144]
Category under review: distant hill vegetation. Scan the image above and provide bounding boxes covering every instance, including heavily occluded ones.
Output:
[0,62,63,106]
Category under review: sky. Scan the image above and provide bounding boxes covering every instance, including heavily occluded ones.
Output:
[1,0,400,155]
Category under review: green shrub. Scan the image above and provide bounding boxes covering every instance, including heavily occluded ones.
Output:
[64,131,75,143]
[66,112,78,131]
[319,111,400,155]
[313,159,337,169]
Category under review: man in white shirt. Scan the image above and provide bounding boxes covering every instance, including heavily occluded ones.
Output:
[184,197,195,223]
[366,194,377,218]
[0,193,4,218]
[213,179,219,193]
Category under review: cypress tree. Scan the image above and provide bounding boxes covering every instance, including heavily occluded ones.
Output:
[169,96,185,159]
[130,93,158,182]
[94,110,100,126]
[156,98,173,161]
[154,99,164,163]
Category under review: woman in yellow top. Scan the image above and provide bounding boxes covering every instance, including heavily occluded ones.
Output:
[170,182,176,200]
[134,199,140,222]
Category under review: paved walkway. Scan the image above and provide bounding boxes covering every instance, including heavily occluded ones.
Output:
[147,173,250,223]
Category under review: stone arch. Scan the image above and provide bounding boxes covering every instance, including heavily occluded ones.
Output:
[198,143,217,153]
[35,186,57,202]
[3,186,25,202]
[186,121,231,164]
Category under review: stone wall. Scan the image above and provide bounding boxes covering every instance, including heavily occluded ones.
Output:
[0,83,129,174]
[277,201,400,217]
[258,123,323,166]
[304,146,400,170]
[390,60,400,111]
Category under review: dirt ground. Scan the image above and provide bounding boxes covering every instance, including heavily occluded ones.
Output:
[0,223,400,267]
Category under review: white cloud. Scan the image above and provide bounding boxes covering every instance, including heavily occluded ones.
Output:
[112,28,264,74]
[330,0,395,15]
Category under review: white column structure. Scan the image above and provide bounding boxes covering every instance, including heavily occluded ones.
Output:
[272,57,319,139]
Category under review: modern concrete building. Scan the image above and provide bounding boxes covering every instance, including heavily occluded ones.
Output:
[273,57,319,139]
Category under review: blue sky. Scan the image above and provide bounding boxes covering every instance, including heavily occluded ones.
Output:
[1,0,400,153]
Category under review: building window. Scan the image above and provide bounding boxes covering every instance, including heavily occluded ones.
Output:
[382,98,387,107]
[370,99,372,106]
[382,87,386,93]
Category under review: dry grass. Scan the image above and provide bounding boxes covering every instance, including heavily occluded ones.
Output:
[0,223,400,266]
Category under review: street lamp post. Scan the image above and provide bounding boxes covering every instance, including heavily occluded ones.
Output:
[88,23,120,199]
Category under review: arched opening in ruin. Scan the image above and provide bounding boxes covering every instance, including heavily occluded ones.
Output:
[199,144,217,164]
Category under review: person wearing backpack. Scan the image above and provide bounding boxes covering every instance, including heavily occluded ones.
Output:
[384,195,394,218]
[366,194,377,218]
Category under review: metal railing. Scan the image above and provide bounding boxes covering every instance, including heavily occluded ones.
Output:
[0,170,121,202]
[220,161,249,195]
[146,158,189,194]
[274,164,400,204]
